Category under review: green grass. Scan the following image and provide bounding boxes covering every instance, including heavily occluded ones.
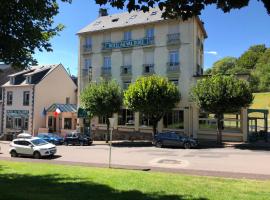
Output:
[0,161,270,200]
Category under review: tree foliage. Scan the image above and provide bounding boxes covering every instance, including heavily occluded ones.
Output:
[95,0,270,20]
[80,79,122,141]
[192,75,253,143]
[206,44,270,92]
[124,75,180,135]
[0,0,71,69]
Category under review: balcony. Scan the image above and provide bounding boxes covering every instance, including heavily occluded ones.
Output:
[101,67,112,77]
[121,65,132,76]
[167,62,180,73]
[143,64,155,75]
[167,33,180,44]
[82,45,92,53]
[80,67,92,80]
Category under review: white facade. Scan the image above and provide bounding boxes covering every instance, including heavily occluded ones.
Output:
[77,8,208,139]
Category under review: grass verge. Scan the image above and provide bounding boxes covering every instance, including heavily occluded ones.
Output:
[0,160,269,200]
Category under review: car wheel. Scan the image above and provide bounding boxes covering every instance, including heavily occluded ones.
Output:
[64,141,68,146]
[10,150,18,157]
[80,141,84,146]
[156,141,163,148]
[33,151,41,159]
[184,142,191,149]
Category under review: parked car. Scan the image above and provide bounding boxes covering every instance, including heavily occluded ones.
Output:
[37,133,64,145]
[153,132,198,149]
[64,132,92,146]
[9,137,57,159]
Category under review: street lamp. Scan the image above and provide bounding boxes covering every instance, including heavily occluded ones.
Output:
[108,117,115,168]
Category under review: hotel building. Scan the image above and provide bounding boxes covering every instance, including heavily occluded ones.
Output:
[77,8,250,141]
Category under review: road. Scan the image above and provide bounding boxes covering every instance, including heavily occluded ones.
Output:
[1,141,270,179]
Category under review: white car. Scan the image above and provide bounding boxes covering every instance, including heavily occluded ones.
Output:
[9,137,57,159]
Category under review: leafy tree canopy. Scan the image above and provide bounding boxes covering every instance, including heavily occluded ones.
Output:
[95,0,270,20]
[192,74,253,143]
[124,75,180,134]
[210,57,237,75]
[0,0,71,69]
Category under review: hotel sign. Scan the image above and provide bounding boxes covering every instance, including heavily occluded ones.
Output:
[102,37,154,50]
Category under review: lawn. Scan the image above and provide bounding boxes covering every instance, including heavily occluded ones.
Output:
[0,161,270,200]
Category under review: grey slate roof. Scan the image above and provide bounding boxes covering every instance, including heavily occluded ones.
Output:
[78,7,163,34]
[46,104,77,113]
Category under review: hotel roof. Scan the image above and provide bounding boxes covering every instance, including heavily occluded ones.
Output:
[77,7,207,38]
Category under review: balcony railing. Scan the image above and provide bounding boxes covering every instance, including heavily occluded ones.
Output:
[167,33,180,44]
[81,67,92,79]
[101,67,111,76]
[167,62,180,72]
[83,45,92,53]
[121,65,132,75]
[143,64,155,74]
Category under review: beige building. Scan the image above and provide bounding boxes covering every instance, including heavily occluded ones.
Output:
[0,64,77,136]
[77,8,250,142]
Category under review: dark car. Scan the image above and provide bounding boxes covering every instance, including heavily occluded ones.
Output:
[64,132,93,146]
[153,132,198,149]
[37,133,64,145]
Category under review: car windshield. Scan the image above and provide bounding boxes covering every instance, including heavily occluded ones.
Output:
[31,139,48,146]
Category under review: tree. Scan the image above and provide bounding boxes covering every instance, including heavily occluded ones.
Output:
[0,0,71,69]
[95,0,270,20]
[210,57,237,75]
[124,75,180,136]
[192,75,253,144]
[80,79,122,142]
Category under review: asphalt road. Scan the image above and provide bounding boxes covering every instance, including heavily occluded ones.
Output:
[1,141,270,179]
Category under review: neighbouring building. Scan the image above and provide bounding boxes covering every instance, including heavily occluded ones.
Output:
[77,8,252,142]
[0,64,77,136]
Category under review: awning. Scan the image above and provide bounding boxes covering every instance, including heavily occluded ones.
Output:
[77,107,89,118]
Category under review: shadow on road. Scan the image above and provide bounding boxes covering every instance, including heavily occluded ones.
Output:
[0,172,209,200]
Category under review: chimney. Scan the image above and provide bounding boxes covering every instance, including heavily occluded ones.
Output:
[99,8,108,17]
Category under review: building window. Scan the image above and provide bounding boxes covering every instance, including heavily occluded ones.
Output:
[146,28,154,38]
[64,118,72,129]
[6,91,13,105]
[23,91,30,106]
[103,56,111,68]
[98,116,107,124]
[14,118,22,129]
[169,79,179,86]
[139,113,153,127]
[10,77,15,85]
[66,97,70,104]
[124,31,132,40]
[24,118,29,130]
[123,81,131,90]
[26,76,31,84]
[84,58,91,69]
[85,36,92,48]
[6,117,12,128]
[169,50,179,64]
[118,109,134,126]
[48,116,54,127]
[163,110,184,129]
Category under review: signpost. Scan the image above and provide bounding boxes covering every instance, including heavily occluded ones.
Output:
[108,117,115,168]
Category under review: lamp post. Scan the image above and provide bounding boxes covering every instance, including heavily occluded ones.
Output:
[108,117,115,168]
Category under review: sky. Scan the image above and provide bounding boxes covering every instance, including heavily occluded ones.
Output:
[34,0,270,75]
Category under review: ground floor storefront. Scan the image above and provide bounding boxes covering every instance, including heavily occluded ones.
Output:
[78,105,263,142]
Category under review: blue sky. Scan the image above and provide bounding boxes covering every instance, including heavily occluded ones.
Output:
[34,0,270,75]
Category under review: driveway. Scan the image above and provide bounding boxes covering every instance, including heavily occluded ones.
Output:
[1,141,270,179]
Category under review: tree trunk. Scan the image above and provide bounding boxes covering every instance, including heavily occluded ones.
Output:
[216,114,223,144]
[152,122,158,139]
[106,117,110,143]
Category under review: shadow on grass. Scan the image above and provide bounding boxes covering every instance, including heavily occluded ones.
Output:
[0,173,209,200]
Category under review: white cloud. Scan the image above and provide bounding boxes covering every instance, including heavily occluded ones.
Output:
[205,51,218,56]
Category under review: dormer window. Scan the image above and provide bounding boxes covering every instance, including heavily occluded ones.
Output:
[26,76,31,84]
[112,18,119,22]
[10,77,15,85]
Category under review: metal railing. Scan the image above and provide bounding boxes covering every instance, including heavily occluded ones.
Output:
[167,33,180,44]
[121,65,132,75]
[143,64,155,74]
[83,45,92,52]
[167,62,180,72]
